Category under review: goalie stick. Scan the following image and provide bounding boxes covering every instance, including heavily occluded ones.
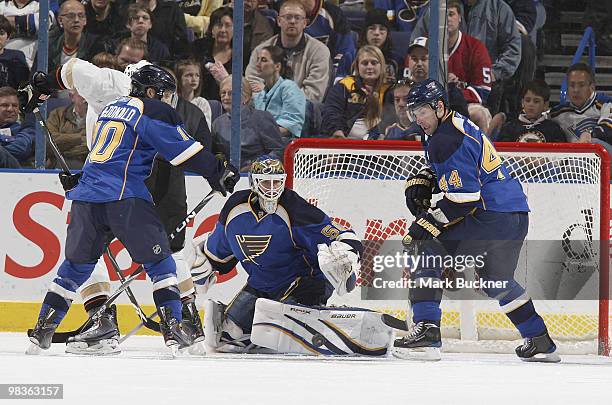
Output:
[28,190,219,343]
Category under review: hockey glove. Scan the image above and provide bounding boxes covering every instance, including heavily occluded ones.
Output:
[317,241,360,296]
[59,172,82,192]
[188,232,217,294]
[17,71,60,114]
[209,155,240,197]
[405,168,436,217]
[402,213,443,248]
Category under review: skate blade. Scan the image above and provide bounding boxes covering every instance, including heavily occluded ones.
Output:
[519,351,561,363]
[65,339,121,356]
[25,342,43,355]
[392,346,441,361]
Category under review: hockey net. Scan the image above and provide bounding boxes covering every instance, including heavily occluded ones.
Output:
[286,139,611,355]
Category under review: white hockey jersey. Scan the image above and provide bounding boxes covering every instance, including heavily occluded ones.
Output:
[58,58,131,148]
[548,92,612,142]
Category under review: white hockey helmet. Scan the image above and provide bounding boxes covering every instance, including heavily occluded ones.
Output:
[249,156,286,214]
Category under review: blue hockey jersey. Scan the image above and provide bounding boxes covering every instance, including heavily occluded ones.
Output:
[204,189,363,293]
[424,111,529,217]
[67,97,209,203]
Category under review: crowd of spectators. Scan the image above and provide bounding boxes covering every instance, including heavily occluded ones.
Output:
[0,0,610,170]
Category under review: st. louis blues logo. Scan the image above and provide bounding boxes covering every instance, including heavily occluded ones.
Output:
[236,235,272,265]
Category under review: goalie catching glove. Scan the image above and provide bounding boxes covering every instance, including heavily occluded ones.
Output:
[405,167,436,217]
[317,241,360,296]
[185,232,217,294]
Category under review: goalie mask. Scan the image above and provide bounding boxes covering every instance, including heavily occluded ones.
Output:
[249,157,286,214]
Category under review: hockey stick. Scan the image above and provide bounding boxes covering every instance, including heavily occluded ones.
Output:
[30,190,219,343]
[105,246,160,332]
[32,106,71,174]
[118,310,158,344]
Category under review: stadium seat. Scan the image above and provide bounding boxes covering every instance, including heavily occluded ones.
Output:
[209,100,224,123]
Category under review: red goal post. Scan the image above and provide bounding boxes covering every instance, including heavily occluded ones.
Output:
[285,139,610,355]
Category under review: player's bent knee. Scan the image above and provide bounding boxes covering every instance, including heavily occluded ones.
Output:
[251,298,394,356]
[144,255,177,282]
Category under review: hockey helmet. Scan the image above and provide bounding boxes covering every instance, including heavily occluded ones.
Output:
[129,64,176,99]
[405,78,449,121]
[249,156,286,214]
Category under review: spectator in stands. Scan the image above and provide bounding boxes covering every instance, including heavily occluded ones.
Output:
[91,51,119,69]
[321,45,393,139]
[115,38,147,72]
[108,4,170,65]
[135,0,189,60]
[253,45,306,138]
[43,0,103,73]
[182,0,222,38]
[411,0,521,94]
[176,59,213,130]
[163,67,214,151]
[191,6,234,101]
[494,80,564,142]
[213,75,287,170]
[0,16,29,90]
[0,0,57,68]
[446,0,493,130]
[301,0,356,79]
[405,37,469,117]
[46,89,89,169]
[384,79,422,140]
[231,0,275,63]
[358,9,403,83]
[84,0,126,39]
[0,86,35,166]
[246,0,331,103]
[373,0,428,33]
[549,63,612,146]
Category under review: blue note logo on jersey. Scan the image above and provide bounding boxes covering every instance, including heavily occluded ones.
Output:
[236,235,272,265]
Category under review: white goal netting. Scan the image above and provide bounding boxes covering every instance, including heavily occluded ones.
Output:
[287,139,610,355]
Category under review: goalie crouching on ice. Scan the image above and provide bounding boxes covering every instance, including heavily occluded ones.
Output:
[187,157,394,356]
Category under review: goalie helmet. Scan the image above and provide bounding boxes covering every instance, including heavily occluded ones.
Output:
[129,64,176,99]
[405,78,448,121]
[249,156,286,214]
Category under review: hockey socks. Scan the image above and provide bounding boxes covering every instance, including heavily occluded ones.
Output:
[503,298,547,338]
[411,301,442,324]
[153,284,182,321]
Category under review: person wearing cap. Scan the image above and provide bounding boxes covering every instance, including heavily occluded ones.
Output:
[358,9,403,83]
[404,37,469,117]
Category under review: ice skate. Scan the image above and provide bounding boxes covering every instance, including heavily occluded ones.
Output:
[66,305,120,355]
[392,320,441,361]
[515,331,561,363]
[181,301,206,354]
[26,307,59,354]
[159,306,193,356]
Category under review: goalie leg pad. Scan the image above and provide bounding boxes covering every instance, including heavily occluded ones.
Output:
[251,298,394,356]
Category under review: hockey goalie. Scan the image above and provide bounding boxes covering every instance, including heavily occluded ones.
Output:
[187,156,395,356]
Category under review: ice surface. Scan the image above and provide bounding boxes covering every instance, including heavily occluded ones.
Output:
[1,333,611,405]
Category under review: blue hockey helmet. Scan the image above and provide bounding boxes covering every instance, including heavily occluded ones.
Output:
[405,78,449,119]
[129,64,176,99]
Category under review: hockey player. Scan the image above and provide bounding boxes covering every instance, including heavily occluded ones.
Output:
[188,157,392,355]
[396,79,560,362]
[27,58,210,354]
[27,65,239,354]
